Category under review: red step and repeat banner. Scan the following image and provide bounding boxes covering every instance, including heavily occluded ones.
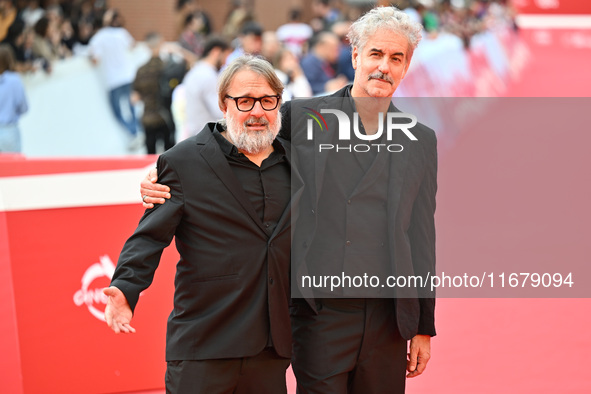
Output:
[1,155,177,393]
[513,0,591,14]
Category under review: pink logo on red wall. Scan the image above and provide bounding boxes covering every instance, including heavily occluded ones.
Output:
[73,255,115,321]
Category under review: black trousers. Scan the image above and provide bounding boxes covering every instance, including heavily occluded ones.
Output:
[291,298,407,394]
[144,122,175,154]
[165,348,290,394]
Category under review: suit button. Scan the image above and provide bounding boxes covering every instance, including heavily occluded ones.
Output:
[269,277,274,284]
[265,223,270,228]
[347,200,351,205]
[346,241,351,246]
[311,209,315,214]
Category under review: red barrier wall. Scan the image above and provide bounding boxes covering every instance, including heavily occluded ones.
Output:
[0,156,176,393]
[513,0,591,14]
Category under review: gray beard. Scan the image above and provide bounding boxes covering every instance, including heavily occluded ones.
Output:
[225,111,282,154]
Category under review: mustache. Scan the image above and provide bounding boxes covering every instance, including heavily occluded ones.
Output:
[244,116,270,126]
[368,71,393,84]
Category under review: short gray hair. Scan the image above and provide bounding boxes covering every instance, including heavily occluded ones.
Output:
[218,55,284,111]
[347,6,423,58]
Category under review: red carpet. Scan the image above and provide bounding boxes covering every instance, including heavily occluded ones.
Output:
[504,29,591,97]
[407,31,591,387]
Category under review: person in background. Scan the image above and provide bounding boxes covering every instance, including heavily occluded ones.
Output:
[332,20,355,82]
[20,0,44,27]
[178,12,205,57]
[300,31,348,95]
[88,8,140,149]
[69,0,101,51]
[1,17,35,72]
[44,3,71,58]
[0,43,28,153]
[193,1,212,36]
[222,0,254,39]
[181,35,231,138]
[225,21,263,65]
[0,0,17,42]
[272,47,312,100]
[132,32,175,155]
[31,16,57,63]
[261,30,281,63]
[276,8,313,58]
[310,0,342,33]
[59,17,76,53]
[174,0,197,38]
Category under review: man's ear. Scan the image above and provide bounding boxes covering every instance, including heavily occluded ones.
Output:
[351,46,359,70]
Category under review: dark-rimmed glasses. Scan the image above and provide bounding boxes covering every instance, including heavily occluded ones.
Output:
[225,95,280,112]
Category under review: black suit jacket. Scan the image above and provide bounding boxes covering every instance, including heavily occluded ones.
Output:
[111,123,302,360]
[281,86,437,339]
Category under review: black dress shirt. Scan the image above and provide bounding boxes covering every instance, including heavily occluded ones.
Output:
[213,129,291,237]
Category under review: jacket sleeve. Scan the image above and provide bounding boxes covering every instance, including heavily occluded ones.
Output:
[278,101,292,141]
[408,128,438,336]
[110,153,185,312]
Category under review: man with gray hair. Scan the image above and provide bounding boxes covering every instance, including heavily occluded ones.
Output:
[280,6,436,393]
[104,55,301,393]
[142,6,437,393]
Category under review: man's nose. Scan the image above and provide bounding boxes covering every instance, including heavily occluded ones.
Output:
[378,59,390,73]
[250,100,266,116]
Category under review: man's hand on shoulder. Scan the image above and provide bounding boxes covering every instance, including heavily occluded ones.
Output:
[406,334,431,378]
[103,286,136,334]
[140,168,170,209]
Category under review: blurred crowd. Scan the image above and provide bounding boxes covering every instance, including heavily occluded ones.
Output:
[170,0,519,143]
[0,0,519,154]
[0,0,114,73]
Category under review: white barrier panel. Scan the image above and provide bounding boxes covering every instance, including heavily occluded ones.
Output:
[19,46,150,157]
[0,156,174,394]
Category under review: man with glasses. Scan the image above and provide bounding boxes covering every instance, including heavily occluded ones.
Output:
[103,55,302,393]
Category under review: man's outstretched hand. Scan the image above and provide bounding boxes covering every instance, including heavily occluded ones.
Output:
[406,334,431,378]
[103,286,136,334]
[140,168,170,208]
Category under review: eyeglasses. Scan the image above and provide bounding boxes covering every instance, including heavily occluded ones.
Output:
[225,95,280,112]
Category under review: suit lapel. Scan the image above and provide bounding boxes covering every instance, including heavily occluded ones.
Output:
[197,127,267,233]
[272,141,303,238]
[386,134,411,220]
[313,102,332,203]
[313,89,352,203]
[386,105,413,275]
